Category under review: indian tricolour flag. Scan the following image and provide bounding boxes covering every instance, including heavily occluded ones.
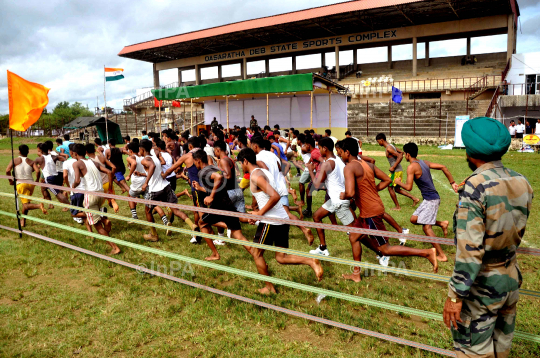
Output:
[105,67,124,82]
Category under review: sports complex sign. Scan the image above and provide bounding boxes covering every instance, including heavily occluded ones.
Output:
[204,30,399,63]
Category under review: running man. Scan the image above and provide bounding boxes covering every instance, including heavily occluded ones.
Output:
[85,143,120,213]
[33,142,70,209]
[6,144,47,226]
[237,148,323,294]
[72,144,121,255]
[191,150,251,261]
[62,143,89,228]
[339,138,438,282]
[297,136,323,218]
[395,142,457,262]
[125,142,146,221]
[139,139,198,242]
[376,133,419,210]
[309,137,355,256]
[251,137,314,244]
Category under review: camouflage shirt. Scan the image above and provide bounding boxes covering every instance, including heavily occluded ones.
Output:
[211,119,218,129]
[448,161,533,299]
[250,118,258,128]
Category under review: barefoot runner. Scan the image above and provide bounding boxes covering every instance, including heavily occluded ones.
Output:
[395,142,458,262]
[376,133,419,210]
[33,142,70,209]
[6,144,48,226]
[72,144,121,255]
[237,148,323,294]
[339,138,438,282]
[85,143,120,213]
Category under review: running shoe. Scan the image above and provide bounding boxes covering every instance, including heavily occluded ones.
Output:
[309,246,330,256]
[302,209,312,218]
[376,255,390,267]
[226,229,231,238]
[213,239,226,246]
[400,228,409,246]
[73,217,83,224]
[190,236,200,244]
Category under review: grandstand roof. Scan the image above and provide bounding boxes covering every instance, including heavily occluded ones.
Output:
[119,0,519,63]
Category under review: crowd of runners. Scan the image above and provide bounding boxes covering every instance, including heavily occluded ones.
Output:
[6,125,459,293]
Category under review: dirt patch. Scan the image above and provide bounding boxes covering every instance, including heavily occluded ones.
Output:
[280,323,335,348]
[0,297,15,305]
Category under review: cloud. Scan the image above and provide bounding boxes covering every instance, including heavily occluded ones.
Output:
[1,0,539,114]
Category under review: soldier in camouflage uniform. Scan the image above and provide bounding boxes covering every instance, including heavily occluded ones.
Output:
[444,117,533,358]
[211,117,219,130]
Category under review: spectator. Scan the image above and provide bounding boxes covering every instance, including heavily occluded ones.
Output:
[508,121,516,138]
[536,119,540,135]
[526,120,532,134]
[141,130,149,140]
[516,119,525,139]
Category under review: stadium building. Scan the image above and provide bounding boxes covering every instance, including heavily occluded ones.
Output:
[118,0,522,140]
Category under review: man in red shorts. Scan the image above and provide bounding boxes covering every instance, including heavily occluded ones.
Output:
[339,138,438,282]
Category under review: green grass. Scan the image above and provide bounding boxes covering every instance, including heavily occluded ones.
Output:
[0,136,56,151]
[0,144,539,357]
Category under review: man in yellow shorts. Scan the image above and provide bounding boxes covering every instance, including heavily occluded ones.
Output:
[5,144,48,226]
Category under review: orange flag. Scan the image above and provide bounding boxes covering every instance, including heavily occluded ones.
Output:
[7,70,50,131]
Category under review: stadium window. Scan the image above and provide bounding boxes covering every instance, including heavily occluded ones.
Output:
[357,47,387,64]
[296,54,321,70]
[181,69,195,82]
[159,69,178,85]
[269,57,292,72]
[339,50,353,66]
[325,52,336,68]
[247,60,265,75]
[201,66,218,80]
[471,34,507,54]
[392,43,425,61]
[222,63,241,78]
[428,38,466,58]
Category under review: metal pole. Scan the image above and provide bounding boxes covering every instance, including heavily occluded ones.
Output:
[266,94,269,126]
[103,65,109,145]
[226,96,229,132]
[525,94,529,119]
[329,90,332,128]
[190,98,193,134]
[158,101,162,133]
[310,91,314,129]
[366,100,369,137]
[145,112,148,133]
[413,98,416,137]
[445,113,448,144]
[439,97,442,137]
[389,99,392,137]
[124,114,128,137]
[183,102,186,131]
[10,129,23,237]
[134,112,137,137]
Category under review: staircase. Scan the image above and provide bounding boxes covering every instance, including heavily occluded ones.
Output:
[107,113,205,138]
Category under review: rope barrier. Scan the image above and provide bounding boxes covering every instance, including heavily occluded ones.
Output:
[2,175,540,257]
[0,223,457,357]
[3,194,540,299]
[1,211,539,344]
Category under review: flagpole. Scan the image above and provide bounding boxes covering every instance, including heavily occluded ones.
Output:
[10,129,22,238]
[104,65,109,145]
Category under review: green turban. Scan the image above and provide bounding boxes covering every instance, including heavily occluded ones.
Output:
[461,117,511,159]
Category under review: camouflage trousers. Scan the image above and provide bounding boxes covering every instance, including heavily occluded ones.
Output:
[452,288,519,358]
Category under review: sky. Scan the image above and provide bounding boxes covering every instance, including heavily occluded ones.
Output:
[1,0,539,114]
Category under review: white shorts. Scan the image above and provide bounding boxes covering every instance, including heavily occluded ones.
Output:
[322,199,354,225]
[413,199,440,225]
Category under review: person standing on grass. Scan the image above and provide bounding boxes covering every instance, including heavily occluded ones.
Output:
[515,119,525,139]
[339,138,438,283]
[443,117,532,358]
[237,148,323,294]
[308,137,356,257]
[139,139,198,242]
[72,144,121,255]
[33,142,70,210]
[376,133,420,210]
[394,142,457,262]
[298,135,323,218]
[6,144,48,227]
[536,119,540,134]
[508,121,516,138]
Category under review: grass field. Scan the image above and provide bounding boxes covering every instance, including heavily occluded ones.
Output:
[0,141,539,357]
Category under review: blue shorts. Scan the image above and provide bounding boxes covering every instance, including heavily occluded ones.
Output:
[280,195,289,207]
[45,175,63,196]
[115,172,125,182]
[70,193,84,216]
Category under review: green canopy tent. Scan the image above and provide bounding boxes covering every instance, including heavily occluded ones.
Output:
[63,117,123,144]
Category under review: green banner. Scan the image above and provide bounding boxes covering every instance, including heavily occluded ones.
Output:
[152,73,314,100]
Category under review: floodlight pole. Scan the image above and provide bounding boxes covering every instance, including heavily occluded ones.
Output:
[103,65,109,145]
[226,95,229,132]
[329,90,332,128]
[310,90,314,129]
[266,94,269,126]
[190,98,193,134]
